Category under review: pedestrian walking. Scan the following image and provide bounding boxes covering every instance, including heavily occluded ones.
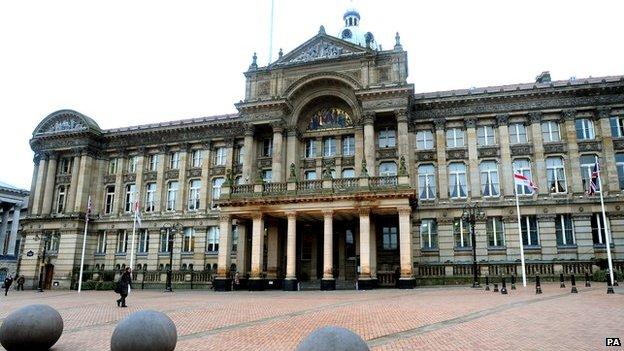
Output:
[4,274,14,296]
[115,268,132,308]
[16,275,25,291]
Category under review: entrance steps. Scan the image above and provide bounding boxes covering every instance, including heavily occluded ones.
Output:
[298,279,356,290]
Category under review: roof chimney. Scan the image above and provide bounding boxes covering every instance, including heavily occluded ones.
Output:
[535,71,551,83]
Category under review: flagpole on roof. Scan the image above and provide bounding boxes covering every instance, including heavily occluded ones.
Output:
[77,195,91,293]
[514,177,527,288]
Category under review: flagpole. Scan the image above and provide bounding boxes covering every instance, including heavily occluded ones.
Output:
[597,172,615,286]
[130,195,138,270]
[515,187,527,287]
[77,195,90,293]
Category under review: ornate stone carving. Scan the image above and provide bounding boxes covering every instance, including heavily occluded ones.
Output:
[322,158,335,167]
[577,140,602,152]
[186,168,202,178]
[465,118,476,128]
[123,173,136,183]
[398,156,408,176]
[377,148,397,159]
[496,114,509,126]
[529,112,542,124]
[477,146,499,158]
[55,174,71,184]
[164,169,179,180]
[210,166,225,176]
[303,159,316,169]
[341,156,355,166]
[543,142,566,154]
[433,117,446,131]
[103,175,117,184]
[360,159,369,177]
[446,149,467,160]
[362,111,375,125]
[597,106,612,119]
[613,138,624,150]
[244,123,255,137]
[416,150,436,161]
[395,109,409,123]
[258,158,272,168]
[510,144,533,156]
[289,39,353,63]
[562,108,577,120]
[143,171,157,182]
[46,119,87,133]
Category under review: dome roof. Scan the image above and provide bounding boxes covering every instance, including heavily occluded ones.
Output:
[338,8,378,50]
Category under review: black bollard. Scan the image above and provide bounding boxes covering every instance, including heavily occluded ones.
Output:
[485,276,490,291]
[493,283,499,293]
[607,274,615,294]
[585,272,591,288]
[511,274,516,290]
[501,277,508,295]
[570,274,578,293]
[535,276,542,294]
[559,273,565,288]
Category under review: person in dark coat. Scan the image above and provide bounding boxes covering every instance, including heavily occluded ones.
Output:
[16,275,25,291]
[4,274,14,296]
[116,268,132,307]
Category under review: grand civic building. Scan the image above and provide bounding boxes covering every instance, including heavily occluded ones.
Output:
[20,9,624,290]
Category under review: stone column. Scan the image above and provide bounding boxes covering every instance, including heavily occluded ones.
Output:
[31,155,47,215]
[466,118,480,198]
[357,207,374,289]
[66,153,81,213]
[363,112,376,176]
[286,127,300,179]
[563,109,583,193]
[434,118,448,199]
[398,206,415,288]
[284,211,297,290]
[235,222,247,275]
[112,156,125,215]
[74,151,94,213]
[321,209,335,290]
[598,107,619,192]
[242,124,255,184]
[249,212,265,290]
[0,206,10,254]
[41,153,58,215]
[214,214,232,291]
[396,109,410,162]
[572,214,594,260]
[529,112,547,194]
[354,125,364,175]
[497,114,514,197]
[176,147,189,212]
[271,122,285,182]
[7,203,22,255]
[266,221,279,279]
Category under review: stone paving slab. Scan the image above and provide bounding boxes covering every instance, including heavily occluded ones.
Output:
[0,283,622,350]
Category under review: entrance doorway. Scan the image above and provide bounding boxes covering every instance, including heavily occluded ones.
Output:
[44,264,54,289]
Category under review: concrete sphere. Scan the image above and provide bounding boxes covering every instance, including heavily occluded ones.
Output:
[0,304,64,351]
[111,310,177,351]
[296,326,369,351]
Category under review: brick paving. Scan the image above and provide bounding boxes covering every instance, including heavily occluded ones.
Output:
[0,283,622,350]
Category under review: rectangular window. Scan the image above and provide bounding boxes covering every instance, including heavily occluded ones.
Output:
[453,219,472,248]
[138,229,149,253]
[382,226,398,250]
[305,171,317,180]
[124,184,136,213]
[477,125,495,146]
[446,128,465,148]
[108,159,118,175]
[116,230,128,253]
[206,226,220,252]
[509,123,528,144]
[342,135,355,156]
[610,116,624,138]
[487,217,505,247]
[231,225,239,252]
[211,178,224,206]
[145,183,156,212]
[513,159,533,195]
[56,185,67,213]
[182,227,195,252]
[104,186,115,214]
[575,118,595,140]
[341,169,355,178]
[262,138,273,157]
[188,179,201,211]
[191,150,203,168]
[59,157,72,174]
[237,146,245,165]
[591,213,610,245]
[379,128,396,148]
[541,121,561,142]
[580,154,599,192]
[96,231,107,254]
[214,147,226,166]
[449,163,468,198]
[159,230,171,252]
[127,156,137,173]
[305,139,316,158]
[148,154,159,171]
[480,161,500,197]
[416,130,434,150]
[616,153,624,190]
[323,137,336,157]
[46,232,61,253]
[169,152,180,169]
[521,215,539,246]
[166,181,178,211]
[261,170,272,182]
[555,214,575,246]
[546,157,567,193]
[420,219,438,249]
[418,164,436,200]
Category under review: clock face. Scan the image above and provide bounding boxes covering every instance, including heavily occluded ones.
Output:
[341,29,352,39]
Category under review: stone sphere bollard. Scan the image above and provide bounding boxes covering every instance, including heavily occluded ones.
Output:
[111,310,177,351]
[296,326,369,351]
[0,304,64,351]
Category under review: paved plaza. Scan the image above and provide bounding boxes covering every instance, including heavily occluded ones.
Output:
[1,283,622,350]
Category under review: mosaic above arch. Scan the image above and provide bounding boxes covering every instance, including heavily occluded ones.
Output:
[307,107,352,131]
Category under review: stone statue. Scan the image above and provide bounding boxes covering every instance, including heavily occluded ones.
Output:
[399,155,408,176]
[289,163,297,180]
[360,159,368,177]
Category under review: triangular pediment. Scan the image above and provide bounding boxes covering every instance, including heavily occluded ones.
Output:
[274,33,370,66]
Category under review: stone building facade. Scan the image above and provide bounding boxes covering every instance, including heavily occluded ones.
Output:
[20,9,624,290]
[0,182,29,281]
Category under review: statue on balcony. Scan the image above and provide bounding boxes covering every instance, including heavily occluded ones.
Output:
[289,163,297,181]
[360,159,368,177]
[323,164,333,180]
[308,108,352,130]
[225,169,233,186]
[398,155,408,176]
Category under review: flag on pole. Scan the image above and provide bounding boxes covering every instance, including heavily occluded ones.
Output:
[85,197,92,221]
[513,173,538,194]
[586,161,600,196]
[133,199,142,228]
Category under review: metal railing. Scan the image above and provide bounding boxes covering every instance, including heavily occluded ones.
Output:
[263,182,287,194]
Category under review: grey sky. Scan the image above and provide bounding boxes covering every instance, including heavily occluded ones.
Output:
[1,0,622,190]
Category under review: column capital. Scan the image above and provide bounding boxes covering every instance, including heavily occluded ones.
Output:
[562,108,577,121]
[495,113,509,126]
[465,118,476,129]
[394,108,409,123]
[529,111,542,124]
[251,212,263,220]
[219,213,232,222]
[286,126,301,138]
[433,117,446,131]
[285,211,297,219]
[597,106,612,119]
[362,111,375,125]
[397,206,412,216]
[271,120,285,133]
[358,207,371,216]
[158,145,170,155]
[244,123,255,136]
[322,209,334,218]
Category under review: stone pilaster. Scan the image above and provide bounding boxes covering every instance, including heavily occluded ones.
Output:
[242,125,255,184]
[0,207,10,254]
[434,118,448,199]
[6,203,22,255]
[41,153,58,215]
[112,156,125,215]
[597,107,619,192]
[200,142,211,210]
[363,112,376,176]
[322,210,334,286]
[266,220,279,279]
[563,109,583,193]
[216,214,232,278]
[285,212,297,282]
[74,151,94,214]
[398,206,413,279]
[176,147,189,212]
[155,147,167,213]
[286,127,300,179]
[497,114,513,196]
[529,112,547,194]
[538,214,557,260]
[466,118,480,198]
[271,122,285,182]
[31,156,47,215]
[66,153,81,213]
[572,213,594,260]
[354,124,364,175]
[396,109,410,170]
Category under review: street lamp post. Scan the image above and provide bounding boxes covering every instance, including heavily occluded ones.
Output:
[36,232,52,292]
[161,222,182,293]
[461,202,486,288]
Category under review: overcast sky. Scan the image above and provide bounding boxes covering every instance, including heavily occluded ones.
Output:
[1,0,622,190]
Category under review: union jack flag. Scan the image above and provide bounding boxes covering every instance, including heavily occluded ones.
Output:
[587,161,600,196]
